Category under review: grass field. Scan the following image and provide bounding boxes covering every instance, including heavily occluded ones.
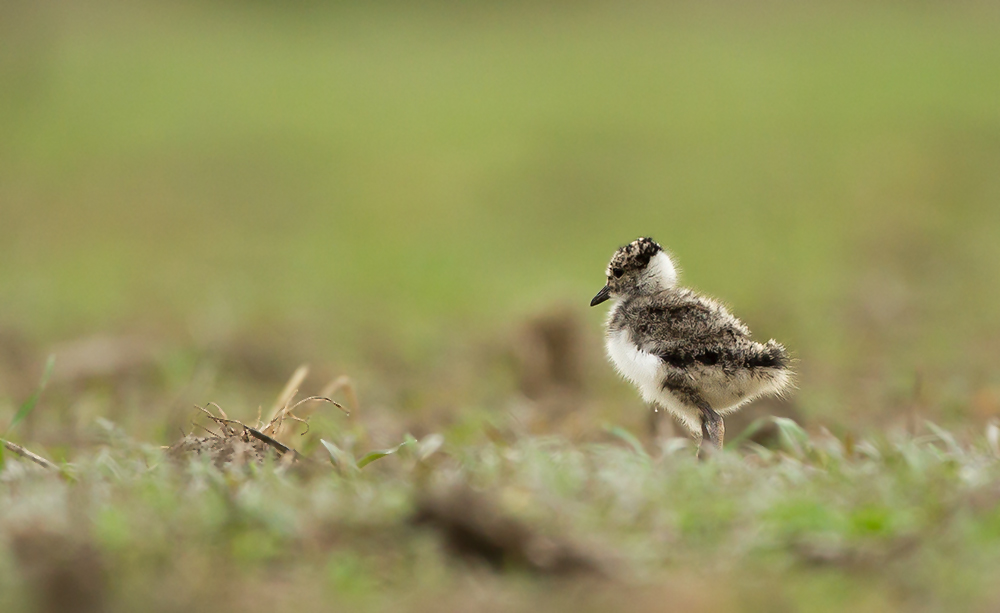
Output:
[2,1,1000,610]
[6,418,1000,613]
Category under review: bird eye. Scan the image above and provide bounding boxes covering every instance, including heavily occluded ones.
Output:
[613,268,624,278]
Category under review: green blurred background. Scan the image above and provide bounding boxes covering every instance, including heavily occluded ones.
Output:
[2,0,1000,443]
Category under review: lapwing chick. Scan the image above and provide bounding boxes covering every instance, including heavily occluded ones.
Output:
[591,238,792,454]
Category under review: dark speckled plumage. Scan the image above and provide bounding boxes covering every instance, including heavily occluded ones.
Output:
[592,238,792,454]
[609,289,788,374]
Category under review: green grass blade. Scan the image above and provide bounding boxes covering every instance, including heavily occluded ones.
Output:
[356,438,415,469]
[773,417,810,458]
[924,420,963,457]
[320,439,357,473]
[8,354,56,433]
[604,425,649,459]
[355,450,393,469]
[726,416,773,447]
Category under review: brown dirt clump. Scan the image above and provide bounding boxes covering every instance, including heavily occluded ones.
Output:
[10,526,107,613]
[167,367,348,467]
[413,483,606,577]
[167,432,274,468]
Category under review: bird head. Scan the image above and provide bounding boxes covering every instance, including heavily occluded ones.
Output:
[590,237,678,306]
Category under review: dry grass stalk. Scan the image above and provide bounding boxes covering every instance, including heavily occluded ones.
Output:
[268,364,310,423]
[195,405,298,458]
[321,375,359,413]
[262,394,346,439]
[261,366,350,441]
[2,439,58,471]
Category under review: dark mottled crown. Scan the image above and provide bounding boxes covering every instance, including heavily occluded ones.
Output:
[607,237,662,276]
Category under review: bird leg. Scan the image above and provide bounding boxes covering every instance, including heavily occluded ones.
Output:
[662,374,724,458]
[699,407,725,455]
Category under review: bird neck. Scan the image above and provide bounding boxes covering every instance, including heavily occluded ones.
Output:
[638,251,678,293]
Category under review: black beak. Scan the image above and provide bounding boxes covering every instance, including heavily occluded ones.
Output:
[590,285,612,307]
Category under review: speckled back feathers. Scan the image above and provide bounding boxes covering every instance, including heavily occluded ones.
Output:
[609,288,788,376]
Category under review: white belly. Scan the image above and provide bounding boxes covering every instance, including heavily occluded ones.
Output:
[606,328,663,405]
[605,317,702,434]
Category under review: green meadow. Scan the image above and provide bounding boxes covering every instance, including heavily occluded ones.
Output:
[2,1,1000,610]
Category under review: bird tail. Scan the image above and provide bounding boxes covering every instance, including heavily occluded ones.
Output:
[748,340,789,370]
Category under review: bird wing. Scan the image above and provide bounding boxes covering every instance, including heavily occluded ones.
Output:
[624,291,755,370]
[629,291,790,410]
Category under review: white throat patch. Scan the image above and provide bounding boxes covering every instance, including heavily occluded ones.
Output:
[644,251,678,290]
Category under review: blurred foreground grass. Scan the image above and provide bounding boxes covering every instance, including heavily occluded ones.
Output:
[5,419,1000,612]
